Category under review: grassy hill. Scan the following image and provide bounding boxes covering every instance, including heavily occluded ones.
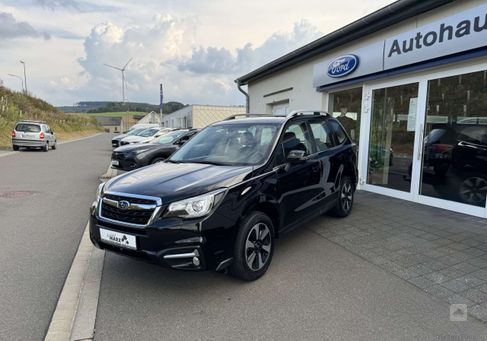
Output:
[0,87,102,149]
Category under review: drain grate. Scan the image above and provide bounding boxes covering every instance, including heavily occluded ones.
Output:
[0,191,36,199]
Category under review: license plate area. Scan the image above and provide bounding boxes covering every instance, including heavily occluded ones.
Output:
[111,160,119,166]
[99,228,137,250]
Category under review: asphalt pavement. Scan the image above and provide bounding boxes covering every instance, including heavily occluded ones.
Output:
[95,216,487,341]
[0,134,112,341]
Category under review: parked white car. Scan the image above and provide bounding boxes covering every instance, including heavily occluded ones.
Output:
[138,128,175,143]
[119,127,165,146]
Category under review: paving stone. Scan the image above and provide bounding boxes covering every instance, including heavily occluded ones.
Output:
[469,304,487,322]
[451,262,480,274]
[424,284,455,298]
[471,269,487,281]
[444,294,476,307]
[405,264,434,276]
[441,279,470,293]
[477,284,487,294]
[454,275,486,289]
[467,258,487,268]
[424,271,450,284]
[461,288,487,304]
[407,276,436,290]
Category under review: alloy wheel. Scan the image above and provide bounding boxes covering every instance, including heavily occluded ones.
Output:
[245,222,272,271]
[459,176,487,205]
[341,182,353,212]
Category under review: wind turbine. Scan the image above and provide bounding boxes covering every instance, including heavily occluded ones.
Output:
[104,57,133,104]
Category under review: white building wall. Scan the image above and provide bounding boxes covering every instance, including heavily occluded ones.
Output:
[163,106,192,128]
[247,0,486,113]
[192,105,246,128]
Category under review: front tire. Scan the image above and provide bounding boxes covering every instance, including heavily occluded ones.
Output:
[12,145,19,151]
[230,212,274,281]
[329,176,354,217]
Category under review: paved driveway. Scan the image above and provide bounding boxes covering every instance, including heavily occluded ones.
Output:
[312,192,487,322]
[95,192,487,340]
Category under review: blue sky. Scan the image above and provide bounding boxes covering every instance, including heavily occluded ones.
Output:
[0,0,393,106]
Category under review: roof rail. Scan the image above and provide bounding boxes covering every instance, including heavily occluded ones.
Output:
[17,120,47,124]
[286,110,329,119]
[223,113,271,121]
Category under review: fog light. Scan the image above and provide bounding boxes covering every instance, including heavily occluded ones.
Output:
[192,257,200,266]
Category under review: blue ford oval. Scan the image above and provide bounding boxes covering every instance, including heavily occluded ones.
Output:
[327,55,359,78]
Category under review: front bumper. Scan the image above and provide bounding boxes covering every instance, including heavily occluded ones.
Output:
[111,152,141,171]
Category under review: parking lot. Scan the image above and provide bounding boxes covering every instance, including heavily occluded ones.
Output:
[1,133,487,341]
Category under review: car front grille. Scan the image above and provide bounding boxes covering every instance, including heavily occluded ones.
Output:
[100,193,159,226]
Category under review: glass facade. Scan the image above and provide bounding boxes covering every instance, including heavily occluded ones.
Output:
[328,87,362,143]
[420,70,487,207]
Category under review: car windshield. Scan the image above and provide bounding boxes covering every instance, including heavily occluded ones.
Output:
[150,131,186,145]
[15,123,41,132]
[169,122,281,166]
[137,128,160,137]
[126,128,145,136]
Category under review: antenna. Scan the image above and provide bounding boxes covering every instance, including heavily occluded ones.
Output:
[104,57,133,104]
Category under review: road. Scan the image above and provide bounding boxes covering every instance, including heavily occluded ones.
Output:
[0,134,111,341]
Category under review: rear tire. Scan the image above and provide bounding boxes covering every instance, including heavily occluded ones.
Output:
[12,145,19,151]
[52,141,57,150]
[329,176,354,217]
[230,212,274,281]
[43,142,49,152]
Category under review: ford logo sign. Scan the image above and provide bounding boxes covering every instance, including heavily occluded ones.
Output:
[327,54,359,78]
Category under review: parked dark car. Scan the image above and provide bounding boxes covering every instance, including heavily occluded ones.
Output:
[111,129,198,171]
[90,111,357,281]
[112,128,147,148]
[423,123,487,206]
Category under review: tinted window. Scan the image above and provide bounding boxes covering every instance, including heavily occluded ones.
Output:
[15,123,41,132]
[328,120,347,144]
[309,121,333,152]
[281,122,313,157]
[138,128,160,137]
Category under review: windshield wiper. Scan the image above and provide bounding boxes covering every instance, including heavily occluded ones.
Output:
[165,159,180,164]
[184,160,230,166]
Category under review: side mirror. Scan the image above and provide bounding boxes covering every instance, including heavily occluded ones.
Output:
[286,150,306,164]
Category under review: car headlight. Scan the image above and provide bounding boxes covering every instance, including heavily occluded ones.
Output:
[95,182,105,203]
[165,189,226,219]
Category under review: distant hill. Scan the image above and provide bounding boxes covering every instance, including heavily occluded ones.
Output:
[58,101,186,115]
[0,87,101,148]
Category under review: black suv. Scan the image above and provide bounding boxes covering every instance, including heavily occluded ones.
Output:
[90,111,357,280]
[111,129,199,171]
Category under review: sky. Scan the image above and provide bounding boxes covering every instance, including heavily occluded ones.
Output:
[0,0,394,106]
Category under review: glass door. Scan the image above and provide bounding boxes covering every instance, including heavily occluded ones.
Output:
[366,82,419,195]
[419,70,487,213]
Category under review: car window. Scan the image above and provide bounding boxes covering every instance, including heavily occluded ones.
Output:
[152,131,185,144]
[170,123,280,166]
[309,121,333,152]
[328,120,348,145]
[138,128,160,137]
[15,123,41,132]
[280,122,313,158]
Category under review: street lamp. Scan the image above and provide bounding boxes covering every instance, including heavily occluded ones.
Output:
[8,73,24,92]
[19,60,27,94]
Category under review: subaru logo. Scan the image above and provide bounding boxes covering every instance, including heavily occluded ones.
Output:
[118,200,130,210]
[327,54,359,78]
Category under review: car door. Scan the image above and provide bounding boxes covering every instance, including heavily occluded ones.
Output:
[273,120,323,231]
[307,117,340,206]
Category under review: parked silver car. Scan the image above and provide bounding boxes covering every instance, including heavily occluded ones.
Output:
[12,120,57,151]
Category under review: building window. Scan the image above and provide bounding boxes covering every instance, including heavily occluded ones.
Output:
[328,87,362,142]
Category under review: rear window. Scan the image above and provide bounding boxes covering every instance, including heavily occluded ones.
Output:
[15,123,41,132]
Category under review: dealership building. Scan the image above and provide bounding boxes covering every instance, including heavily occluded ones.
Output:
[236,0,487,218]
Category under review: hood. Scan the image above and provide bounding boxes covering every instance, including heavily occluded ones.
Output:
[113,143,160,154]
[121,135,147,143]
[105,162,254,203]
[113,133,128,141]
